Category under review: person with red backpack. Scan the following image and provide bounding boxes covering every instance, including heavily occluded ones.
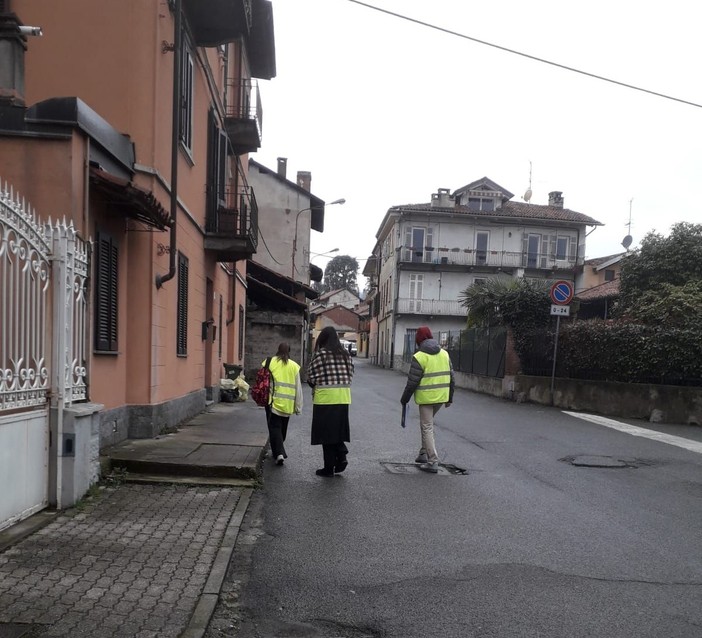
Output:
[261,343,303,466]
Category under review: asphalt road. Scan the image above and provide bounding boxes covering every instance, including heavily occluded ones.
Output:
[207,358,702,638]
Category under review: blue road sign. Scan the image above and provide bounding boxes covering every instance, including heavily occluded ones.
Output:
[550,280,574,305]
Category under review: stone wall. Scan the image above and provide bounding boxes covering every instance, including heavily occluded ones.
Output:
[246,309,304,382]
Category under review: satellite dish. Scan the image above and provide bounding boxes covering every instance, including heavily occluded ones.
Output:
[621,235,633,250]
[523,188,532,203]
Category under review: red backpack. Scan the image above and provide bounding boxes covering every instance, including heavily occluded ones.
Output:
[251,357,274,407]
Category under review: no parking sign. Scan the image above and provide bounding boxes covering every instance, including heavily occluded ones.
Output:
[550,280,574,305]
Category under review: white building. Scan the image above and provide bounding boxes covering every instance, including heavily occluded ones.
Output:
[369,177,602,368]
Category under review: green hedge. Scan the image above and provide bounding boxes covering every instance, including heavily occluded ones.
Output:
[556,320,702,385]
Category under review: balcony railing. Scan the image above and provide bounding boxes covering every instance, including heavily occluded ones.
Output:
[396,298,466,316]
[400,247,578,270]
[224,79,262,154]
[204,186,258,262]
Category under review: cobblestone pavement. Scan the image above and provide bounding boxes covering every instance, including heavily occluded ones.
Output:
[0,483,243,638]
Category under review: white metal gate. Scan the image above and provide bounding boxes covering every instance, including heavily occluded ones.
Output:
[0,181,89,531]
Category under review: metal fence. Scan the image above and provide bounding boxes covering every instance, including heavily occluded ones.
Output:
[403,327,506,378]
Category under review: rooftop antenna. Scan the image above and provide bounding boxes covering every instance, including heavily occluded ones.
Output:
[523,161,533,203]
[621,198,633,250]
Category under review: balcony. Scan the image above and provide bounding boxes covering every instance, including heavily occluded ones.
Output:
[224,79,262,155]
[396,298,466,316]
[183,0,252,47]
[400,247,578,271]
[204,186,258,262]
[182,0,276,80]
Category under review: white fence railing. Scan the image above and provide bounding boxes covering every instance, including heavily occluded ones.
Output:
[396,298,466,316]
[401,249,577,270]
[0,182,89,412]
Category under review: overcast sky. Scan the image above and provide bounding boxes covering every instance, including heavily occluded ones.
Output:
[253,0,702,277]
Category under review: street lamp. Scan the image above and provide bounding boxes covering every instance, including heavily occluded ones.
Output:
[292,199,345,279]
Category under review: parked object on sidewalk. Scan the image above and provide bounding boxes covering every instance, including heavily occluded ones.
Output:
[223,363,244,380]
[219,378,239,403]
[307,327,354,476]
[400,325,455,469]
[262,343,303,464]
[251,357,274,407]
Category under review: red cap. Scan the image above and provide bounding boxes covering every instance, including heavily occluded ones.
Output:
[415,326,433,345]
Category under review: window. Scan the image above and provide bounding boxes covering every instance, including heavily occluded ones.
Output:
[408,274,423,312]
[604,269,615,281]
[177,252,189,356]
[468,197,495,211]
[180,41,194,151]
[95,231,118,352]
[403,226,433,262]
[556,236,568,260]
[206,109,230,229]
[475,231,489,265]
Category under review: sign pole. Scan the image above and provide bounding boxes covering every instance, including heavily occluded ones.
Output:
[550,314,561,405]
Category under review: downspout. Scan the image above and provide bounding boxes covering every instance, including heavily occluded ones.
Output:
[156,0,182,288]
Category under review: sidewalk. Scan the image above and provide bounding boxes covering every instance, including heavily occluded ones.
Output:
[0,399,270,638]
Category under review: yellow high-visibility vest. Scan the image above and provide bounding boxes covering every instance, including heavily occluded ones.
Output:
[413,350,451,404]
[265,357,300,415]
[313,384,351,405]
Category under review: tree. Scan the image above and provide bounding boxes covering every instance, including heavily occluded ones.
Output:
[458,277,551,328]
[619,222,702,312]
[617,222,702,334]
[323,255,359,293]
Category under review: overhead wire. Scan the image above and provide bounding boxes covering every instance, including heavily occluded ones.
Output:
[346,0,702,110]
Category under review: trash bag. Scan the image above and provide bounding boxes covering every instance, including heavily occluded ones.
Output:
[233,373,250,402]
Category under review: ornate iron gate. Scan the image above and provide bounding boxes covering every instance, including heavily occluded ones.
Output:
[0,182,89,530]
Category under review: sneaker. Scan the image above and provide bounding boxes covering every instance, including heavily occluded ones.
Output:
[415,453,428,464]
[275,454,284,465]
[419,462,439,473]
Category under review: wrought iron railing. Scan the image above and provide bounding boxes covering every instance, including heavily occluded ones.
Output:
[225,78,262,139]
[400,248,577,270]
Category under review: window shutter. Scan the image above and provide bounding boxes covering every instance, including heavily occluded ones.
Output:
[177,252,189,356]
[521,232,528,267]
[569,236,577,260]
[424,227,434,263]
[403,227,412,261]
[95,232,118,352]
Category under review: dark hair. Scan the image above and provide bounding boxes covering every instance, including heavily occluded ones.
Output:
[275,342,290,364]
[315,326,350,359]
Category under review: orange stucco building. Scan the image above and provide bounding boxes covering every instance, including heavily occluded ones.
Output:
[0,0,275,445]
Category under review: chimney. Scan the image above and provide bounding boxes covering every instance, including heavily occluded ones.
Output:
[548,191,564,208]
[297,171,311,192]
[431,188,455,209]
[0,11,28,107]
[277,157,287,179]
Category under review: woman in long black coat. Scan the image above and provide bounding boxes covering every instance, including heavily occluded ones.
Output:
[307,327,354,477]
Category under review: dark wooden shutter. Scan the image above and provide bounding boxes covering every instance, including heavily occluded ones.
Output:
[177,252,189,356]
[95,231,118,352]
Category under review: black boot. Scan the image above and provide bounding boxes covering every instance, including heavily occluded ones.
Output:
[315,468,334,477]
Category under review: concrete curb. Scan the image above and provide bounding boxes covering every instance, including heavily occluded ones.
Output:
[179,487,253,638]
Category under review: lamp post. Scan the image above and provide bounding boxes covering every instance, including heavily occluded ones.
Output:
[291,199,345,279]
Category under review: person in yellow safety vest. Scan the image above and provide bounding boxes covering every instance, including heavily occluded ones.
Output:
[307,327,354,477]
[400,326,455,473]
[263,342,303,466]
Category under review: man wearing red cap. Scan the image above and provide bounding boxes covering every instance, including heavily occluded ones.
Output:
[400,326,455,473]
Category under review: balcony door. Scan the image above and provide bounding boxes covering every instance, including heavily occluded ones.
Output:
[404,226,433,263]
[526,234,541,268]
[475,231,489,265]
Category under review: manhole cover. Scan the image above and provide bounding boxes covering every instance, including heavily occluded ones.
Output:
[381,462,468,475]
[561,455,637,468]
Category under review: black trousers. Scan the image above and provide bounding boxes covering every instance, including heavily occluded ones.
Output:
[322,442,348,471]
[266,409,289,458]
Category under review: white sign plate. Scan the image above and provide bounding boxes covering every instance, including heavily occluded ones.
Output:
[551,304,570,316]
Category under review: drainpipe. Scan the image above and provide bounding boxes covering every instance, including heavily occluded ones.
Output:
[156,0,182,288]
